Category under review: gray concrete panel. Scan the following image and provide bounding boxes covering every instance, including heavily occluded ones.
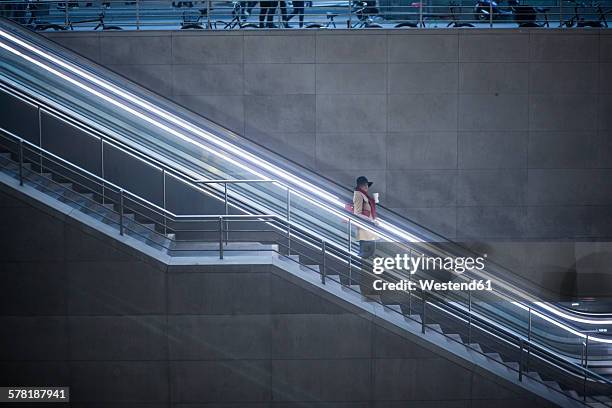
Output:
[69,316,167,360]
[387,131,457,169]
[456,206,526,239]
[316,34,386,63]
[529,62,598,94]
[168,272,271,314]
[271,359,370,401]
[459,94,528,131]
[0,262,66,315]
[458,131,527,169]
[316,94,386,132]
[528,131,599,169]
[386,170,456,208]
[316,132,386,170]
[389,63,458,94]
[245,95,315,135]
[316,63,387,94]
[388,34,458,62]
[271,314,371,359]
[456,169,527,206]
[373,358,472,400]
[245,63,315,95]
[100,34,172,65]
[391,206,457,238]
[67,261,166,315]
[245,35,315,63]
[173,34,244,64]
[0,316,68,360]
[388,94,457,131]
[529,93,598,131]
[171,360,271,402]
[459,33,529,62]
[458,63,528,94]
[173,64,244,96]
[70,361,169,402]
[529,33,599,62]
[168,315,271,359]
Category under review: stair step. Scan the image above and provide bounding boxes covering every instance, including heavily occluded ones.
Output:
[446,333,462,343]
[409,314,422,324]
[485,352,502,362]
[384,304,402,314]
[527,371,542,381]
[505,361,519,371]
[425,323,442,333]
[543,381,562,391]
[565,389,580,400]
[468,343,482,353]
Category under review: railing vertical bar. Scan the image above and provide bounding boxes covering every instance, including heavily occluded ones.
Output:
[489,0,493,27]
[527,308,532,372]
[207,0,212,28]
[519,338,524,382]
[37,106,42,174]
[18,138,23,186]
[219,216,224,259]
[347,218,352,286]
[119,189,124,235]
[421,291,426,334]
[287,189,291,255]
[136,0,140,29]
[163,169,167,235]
[321,240,327,284]
[468,289,472,344]
[224,182,228,245]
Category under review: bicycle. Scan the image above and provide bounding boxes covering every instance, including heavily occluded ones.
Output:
[181,8,216,29]
[34,10,122,30]
[350,0,383,28]
[221,1,259,29]
[561,0,610,27]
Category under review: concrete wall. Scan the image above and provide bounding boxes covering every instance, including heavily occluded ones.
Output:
[0,181,554,407]
[43,29,612,244]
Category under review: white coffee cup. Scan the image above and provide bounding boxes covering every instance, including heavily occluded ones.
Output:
[373,193,380,203]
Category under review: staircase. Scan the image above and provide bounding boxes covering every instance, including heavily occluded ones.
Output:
[1,134,611,408]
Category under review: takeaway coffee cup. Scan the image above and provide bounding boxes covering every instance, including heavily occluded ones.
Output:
[373,193,380,203]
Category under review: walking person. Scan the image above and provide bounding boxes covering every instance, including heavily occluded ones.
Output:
[353,176,379,295]
[259,0,275,27]
[287,0,305,27]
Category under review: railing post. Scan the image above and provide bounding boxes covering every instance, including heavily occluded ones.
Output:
[419,0,423,27]
[519,338,523,382]
[583,334,589,401]
[219,216,224,259]
[18,139,23,186]
[136,0,140,29]
[347,218,352,286]
[421,291,426,334]
[321,240,327,284]
[527,308,532,372]
[162,169,167,235]
[489,0,493,27]
[207,0,212,28]
[468,289,472,344]
[559,0,563,27]
[348,0,352,27]
[119,189,124,235]
[286,189,291,254]
[224,182,229,245]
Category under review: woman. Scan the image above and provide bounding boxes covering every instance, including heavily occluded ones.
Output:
[353,176,378,259]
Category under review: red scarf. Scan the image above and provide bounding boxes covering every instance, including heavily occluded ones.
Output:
[357,187,377,220]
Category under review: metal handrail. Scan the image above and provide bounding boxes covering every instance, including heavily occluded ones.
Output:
[1,125,611,402]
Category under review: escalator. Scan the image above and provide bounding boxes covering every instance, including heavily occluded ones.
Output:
[1,17,612,406]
